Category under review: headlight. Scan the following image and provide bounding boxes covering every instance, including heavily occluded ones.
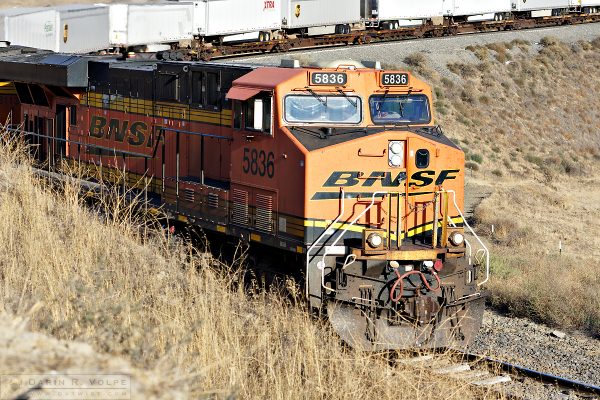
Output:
[367,232,383,248]
[449,231,465,246]
[389,154,403,167]
[388,141,404,168]
[390,142,403,154]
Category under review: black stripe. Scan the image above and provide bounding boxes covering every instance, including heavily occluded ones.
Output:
[311,191,434,200]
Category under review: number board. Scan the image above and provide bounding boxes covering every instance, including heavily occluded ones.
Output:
[310,72,348,86]
[381,73,409,86]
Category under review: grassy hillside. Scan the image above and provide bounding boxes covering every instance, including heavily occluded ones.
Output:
[0,136,493,398]
[420,37,600,335]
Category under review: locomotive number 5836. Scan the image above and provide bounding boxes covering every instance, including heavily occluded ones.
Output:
[243,148,275,178]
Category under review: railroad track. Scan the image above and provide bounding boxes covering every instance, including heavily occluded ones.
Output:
[397,350,600,399]
[157,13,600,61]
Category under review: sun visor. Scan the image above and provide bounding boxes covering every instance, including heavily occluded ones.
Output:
[226,86,263,101]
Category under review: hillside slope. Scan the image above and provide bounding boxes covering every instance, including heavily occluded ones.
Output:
[424,38,600,335]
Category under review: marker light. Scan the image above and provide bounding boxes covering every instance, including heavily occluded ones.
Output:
[449,231,465,246]
[367,233,383,248]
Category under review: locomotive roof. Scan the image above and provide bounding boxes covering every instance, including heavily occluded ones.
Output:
[0,46,259,88]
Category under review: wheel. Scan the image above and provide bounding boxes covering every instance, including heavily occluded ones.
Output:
[393,21,400,29]
[381,22,391,30]
[265,32,271,41]
[345,25,351,34]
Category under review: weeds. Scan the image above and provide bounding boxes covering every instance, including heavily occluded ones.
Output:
[0,127,493,398]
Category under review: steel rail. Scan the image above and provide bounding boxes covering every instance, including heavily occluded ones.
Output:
[457,351,600,396]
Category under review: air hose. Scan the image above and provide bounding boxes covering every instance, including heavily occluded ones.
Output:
[389,269,441,303]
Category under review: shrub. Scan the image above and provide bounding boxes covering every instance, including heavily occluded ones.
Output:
[525,154,544,167]
[440,77,454,88]
[465,161,480,171]
[539,35,561,47]
[469,153,484,164]
[403,52,427,68]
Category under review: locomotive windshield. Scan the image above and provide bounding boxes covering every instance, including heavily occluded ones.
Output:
[369,94,431,125]
[284,95,362,124]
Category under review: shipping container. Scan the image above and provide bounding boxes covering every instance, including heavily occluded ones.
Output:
[444,0,512,19]
[109,2,194,47]
[511,0,571,12]
[192,0,281,38]
[282,0,362,33]
[55,4,110,53]
[372,0,444,20]
[363,0,444,27]
[0,8,58,51]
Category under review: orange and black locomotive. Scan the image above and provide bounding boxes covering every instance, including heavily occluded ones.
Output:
[0,47,489,349]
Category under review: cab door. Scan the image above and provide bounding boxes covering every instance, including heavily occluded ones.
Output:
[406,137,436,244]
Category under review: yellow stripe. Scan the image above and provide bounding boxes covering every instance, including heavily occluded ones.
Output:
[0,82,16,95]
[304,216,464,240]
[83,91,231,126]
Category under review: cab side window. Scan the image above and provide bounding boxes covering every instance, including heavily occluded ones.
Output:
[243,96,272,135]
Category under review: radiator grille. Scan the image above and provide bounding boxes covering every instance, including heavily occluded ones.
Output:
[255,193,273,233]
[232,189,249,226]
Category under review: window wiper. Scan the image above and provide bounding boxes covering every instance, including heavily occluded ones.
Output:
[337,89,357,108]
[306,88,327,106]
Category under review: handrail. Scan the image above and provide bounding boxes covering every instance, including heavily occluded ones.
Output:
[318,191,387,292]
[306,188,346,298]
[439,189,490,286]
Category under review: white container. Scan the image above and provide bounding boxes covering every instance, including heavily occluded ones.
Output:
[444,0,512,19]
[192,0,281,37]
[55,4,110,53]
[375,0,444,21]
[0,8,58,51]
[511,0,571,12]
[109,2,194,47]
[281,0,362,30]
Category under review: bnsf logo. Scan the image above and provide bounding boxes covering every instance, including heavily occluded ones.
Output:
[89,116,154,147]
[323,170,460,188]
[264,0,275,10]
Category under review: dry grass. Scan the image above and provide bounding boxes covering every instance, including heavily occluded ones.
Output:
[0,132,496,398]
[418,38,600,336]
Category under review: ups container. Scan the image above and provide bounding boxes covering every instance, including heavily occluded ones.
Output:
[109,2,194,47]
[281,0,362,30]
[0,8,58,51]
[55,4,110,53]
[192,0,281,37]
[444,0,512,18]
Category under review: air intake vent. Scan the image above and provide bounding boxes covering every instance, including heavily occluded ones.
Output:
[183,188,195,203]
[255,193,273,233]
[232,189,249,226]
[208,193,219,209]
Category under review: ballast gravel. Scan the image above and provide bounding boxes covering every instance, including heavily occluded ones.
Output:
[469,310,600,399]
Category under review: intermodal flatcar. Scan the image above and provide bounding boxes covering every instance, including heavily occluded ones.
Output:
[0,47,490,349]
